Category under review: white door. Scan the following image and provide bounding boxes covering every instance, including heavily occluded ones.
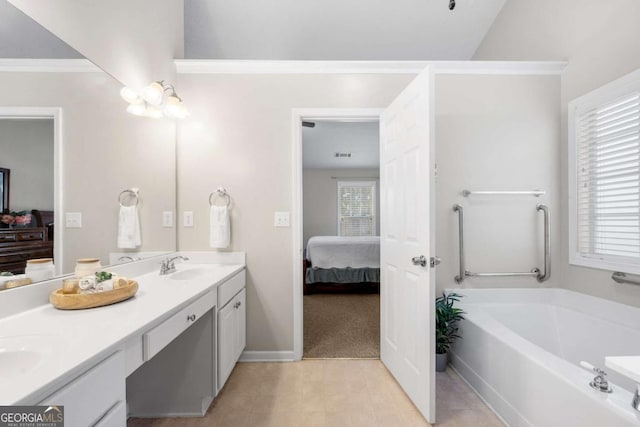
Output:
[380,67,435,422]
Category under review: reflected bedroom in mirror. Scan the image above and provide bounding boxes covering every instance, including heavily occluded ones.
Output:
[0,1,177,290]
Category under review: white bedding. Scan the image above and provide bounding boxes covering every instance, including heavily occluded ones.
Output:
[306,236,380,269]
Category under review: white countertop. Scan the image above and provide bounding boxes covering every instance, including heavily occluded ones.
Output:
[0,257,245,405]
[606,356,640,385]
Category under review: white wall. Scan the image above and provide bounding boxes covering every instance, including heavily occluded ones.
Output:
[7,0,184,91]
[0,119,53,212]
[0,71,176,273]
[474,0,640,307]
[435,74,561,294]
[303,168,380,245]
[184,0,506,60]
[176,73,414,352]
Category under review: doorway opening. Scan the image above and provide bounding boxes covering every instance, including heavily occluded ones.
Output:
[300,118,381,359]
[0,107,62,278]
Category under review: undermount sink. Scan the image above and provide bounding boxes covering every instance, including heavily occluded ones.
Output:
[0,335,54,379]
[169,268,209,281]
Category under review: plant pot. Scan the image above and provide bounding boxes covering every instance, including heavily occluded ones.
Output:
[436,352,448,372]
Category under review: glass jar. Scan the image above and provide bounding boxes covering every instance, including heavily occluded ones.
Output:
[75,258,102,278]
[25,258,55,283]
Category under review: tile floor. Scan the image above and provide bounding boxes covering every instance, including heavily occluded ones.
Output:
[128,360,504,427]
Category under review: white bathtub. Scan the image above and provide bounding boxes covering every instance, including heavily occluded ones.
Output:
[449,288,640,427]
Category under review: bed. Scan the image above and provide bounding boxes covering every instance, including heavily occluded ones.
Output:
[304,236,380,294]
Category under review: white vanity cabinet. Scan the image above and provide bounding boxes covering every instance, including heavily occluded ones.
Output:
[39,351,125,427]
[217,271,246,390]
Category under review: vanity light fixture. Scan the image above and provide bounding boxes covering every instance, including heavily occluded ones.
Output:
[121,81,189,119]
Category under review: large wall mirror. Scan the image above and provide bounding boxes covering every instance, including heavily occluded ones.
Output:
[0,2,177,290]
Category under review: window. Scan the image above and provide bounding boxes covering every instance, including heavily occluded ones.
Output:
[569,70,640,273]
[337,181,376,237]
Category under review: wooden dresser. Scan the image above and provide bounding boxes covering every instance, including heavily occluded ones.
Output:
[0,227,54,274]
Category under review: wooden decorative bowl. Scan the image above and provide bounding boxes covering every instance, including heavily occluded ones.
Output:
[50,280,138,310]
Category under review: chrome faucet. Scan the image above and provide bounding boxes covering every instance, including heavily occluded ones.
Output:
[160,256,190,275]
[580,361,612,393]
[118,256,135,262]
[633,385,640,412]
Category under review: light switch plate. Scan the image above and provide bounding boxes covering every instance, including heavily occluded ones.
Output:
[162,211,174,228]
[65,212,82,228]
[274,211,290,227]
[183,211,194,227]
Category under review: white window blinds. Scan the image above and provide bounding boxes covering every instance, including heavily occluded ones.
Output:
[338,181,376,237]
[576,91,640,264]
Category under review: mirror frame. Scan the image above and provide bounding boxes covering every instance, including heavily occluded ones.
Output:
[0,167,9,212]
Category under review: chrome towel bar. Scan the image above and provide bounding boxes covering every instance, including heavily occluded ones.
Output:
[453,202,551,283]
[462,189,546,197]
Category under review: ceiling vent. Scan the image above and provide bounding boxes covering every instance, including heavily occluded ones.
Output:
[334,152,352,158]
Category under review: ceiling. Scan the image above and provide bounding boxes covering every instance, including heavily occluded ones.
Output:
[185,0,507,59]
[303,121,379,169]
[3,0,508,61]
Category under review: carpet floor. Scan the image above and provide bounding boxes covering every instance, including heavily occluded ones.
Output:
[303,293,380,359]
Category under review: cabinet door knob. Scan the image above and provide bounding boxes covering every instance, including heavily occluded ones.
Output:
[187,314,196,322]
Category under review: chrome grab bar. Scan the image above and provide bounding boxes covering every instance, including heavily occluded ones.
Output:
[537,203,551,282]
[462,189,546,197]
[453,204,465,284]
[612,272,640,286]
[453,203,551,283]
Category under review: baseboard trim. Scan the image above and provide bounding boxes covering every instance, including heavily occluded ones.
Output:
[239,351,297,362]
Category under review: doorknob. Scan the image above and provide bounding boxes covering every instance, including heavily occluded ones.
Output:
[412,256,427,267]
[430,257,441,268]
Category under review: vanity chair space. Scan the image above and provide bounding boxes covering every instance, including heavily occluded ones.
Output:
[0,252,246,426]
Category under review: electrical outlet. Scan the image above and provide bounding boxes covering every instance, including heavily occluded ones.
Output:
[183,211,194,227]
[65,212,82,228]
[274,211,290,227]
[162,211,173,228]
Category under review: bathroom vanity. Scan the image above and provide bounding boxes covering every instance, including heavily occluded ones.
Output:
[0,252,246,426]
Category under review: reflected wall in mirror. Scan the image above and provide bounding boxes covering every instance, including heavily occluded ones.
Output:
[0,2,177,290]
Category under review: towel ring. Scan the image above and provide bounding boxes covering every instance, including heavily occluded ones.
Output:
[119,188,139,207]
[209,188,230,207]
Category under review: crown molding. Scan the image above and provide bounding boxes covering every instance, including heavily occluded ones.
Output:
[0,59,101,73]
[174,60,567,76]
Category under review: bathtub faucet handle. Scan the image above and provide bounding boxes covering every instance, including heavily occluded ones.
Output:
[580,361,613,393]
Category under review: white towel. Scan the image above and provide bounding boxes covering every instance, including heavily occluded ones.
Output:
[117,205,141,249]
[210,205,230,249]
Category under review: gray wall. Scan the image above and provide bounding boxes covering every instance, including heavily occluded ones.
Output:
[474,0,640,308]
[434,74,561,294]
[303,168,380,246]
[0,119,54,212]
[0,1,81,59]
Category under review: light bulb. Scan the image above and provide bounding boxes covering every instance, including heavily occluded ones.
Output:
[143,81,164,106]
[120,87,142,104]
[126,103,146,116]
[164,94,184,118]
[143,105,164,119]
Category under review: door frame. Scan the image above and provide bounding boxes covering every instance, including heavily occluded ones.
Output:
[0,107,64,276]
[291,108,384,361]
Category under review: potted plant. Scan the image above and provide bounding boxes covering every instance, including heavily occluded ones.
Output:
[435,292,465,372]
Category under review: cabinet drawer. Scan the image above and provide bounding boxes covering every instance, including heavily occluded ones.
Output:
[17,231,44,241]
[218,270,246,308]
[143,290,216,361]
[0,234,16,243]
[39,351,125,427]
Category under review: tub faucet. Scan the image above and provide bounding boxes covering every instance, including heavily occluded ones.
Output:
[580,361,613,393]
[160,256,190,275]
[633,385,640,412]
